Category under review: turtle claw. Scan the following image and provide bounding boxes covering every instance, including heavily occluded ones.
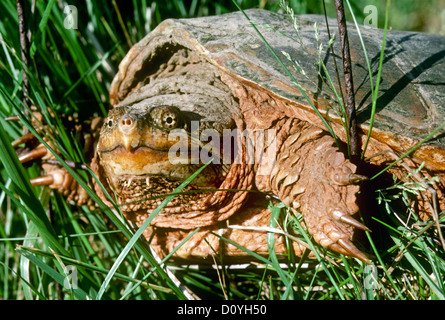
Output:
[18,146,48,163]
[330,208,371,232]
[30,174,54,187]
[347,173,368,184]
[337,238,372,264]
[313,224,372,264]
[11,132,38,147]
[340,214,370,232]
[5,115,20,122]
[29,169,71,190]
[12,129,49,164]
[331,167,368,185]
[9,112,94,207]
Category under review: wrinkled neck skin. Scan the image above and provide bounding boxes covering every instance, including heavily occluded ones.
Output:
[93,47,262,230]
[218,72,297,193]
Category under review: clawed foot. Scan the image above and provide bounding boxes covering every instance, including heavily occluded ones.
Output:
[10,120,59,185]
[7,114,96,205]
[311,148,372,264]
[271,124,372,264]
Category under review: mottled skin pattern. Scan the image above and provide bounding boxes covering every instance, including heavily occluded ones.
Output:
[17,10,445,264]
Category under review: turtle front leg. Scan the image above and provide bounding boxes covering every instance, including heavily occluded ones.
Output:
[10,115,102,207]
[269,120,371,264]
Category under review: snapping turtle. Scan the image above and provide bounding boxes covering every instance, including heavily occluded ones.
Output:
[19,9,445,264]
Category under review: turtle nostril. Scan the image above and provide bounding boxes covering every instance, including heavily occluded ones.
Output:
[118,114,137,134]
[121,118,133,126]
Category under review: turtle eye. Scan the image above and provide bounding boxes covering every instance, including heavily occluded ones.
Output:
[151,106,182,130]
[162,110,179,129]
[104,118,113,128]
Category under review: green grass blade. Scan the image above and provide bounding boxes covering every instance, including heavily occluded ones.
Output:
[61,45,116,101]
[0,259,47,300]
[0,104,68,256]
[120,227,201,300]
[96,162,211,300]
[29,0,57,58]
[359,0,391,158]
[211,232,272,266]
[17,245,174,294]
[16,246,90,300]
[288,210,346,300]
[267,204,294,299]
[390,236,445,299]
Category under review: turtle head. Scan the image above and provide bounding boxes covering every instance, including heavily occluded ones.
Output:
[99,34,253,228]
[97,103,232,210]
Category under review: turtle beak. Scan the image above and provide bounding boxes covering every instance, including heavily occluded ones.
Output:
[118,113,139,151]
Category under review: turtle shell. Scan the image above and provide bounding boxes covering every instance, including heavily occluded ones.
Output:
[110,9,445,171]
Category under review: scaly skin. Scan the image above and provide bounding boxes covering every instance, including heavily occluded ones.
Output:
[268,121,370,262]
[222,74,371,263]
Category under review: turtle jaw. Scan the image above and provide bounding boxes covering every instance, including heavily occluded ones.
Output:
[97,144,226,213]
[98,145,223,190]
